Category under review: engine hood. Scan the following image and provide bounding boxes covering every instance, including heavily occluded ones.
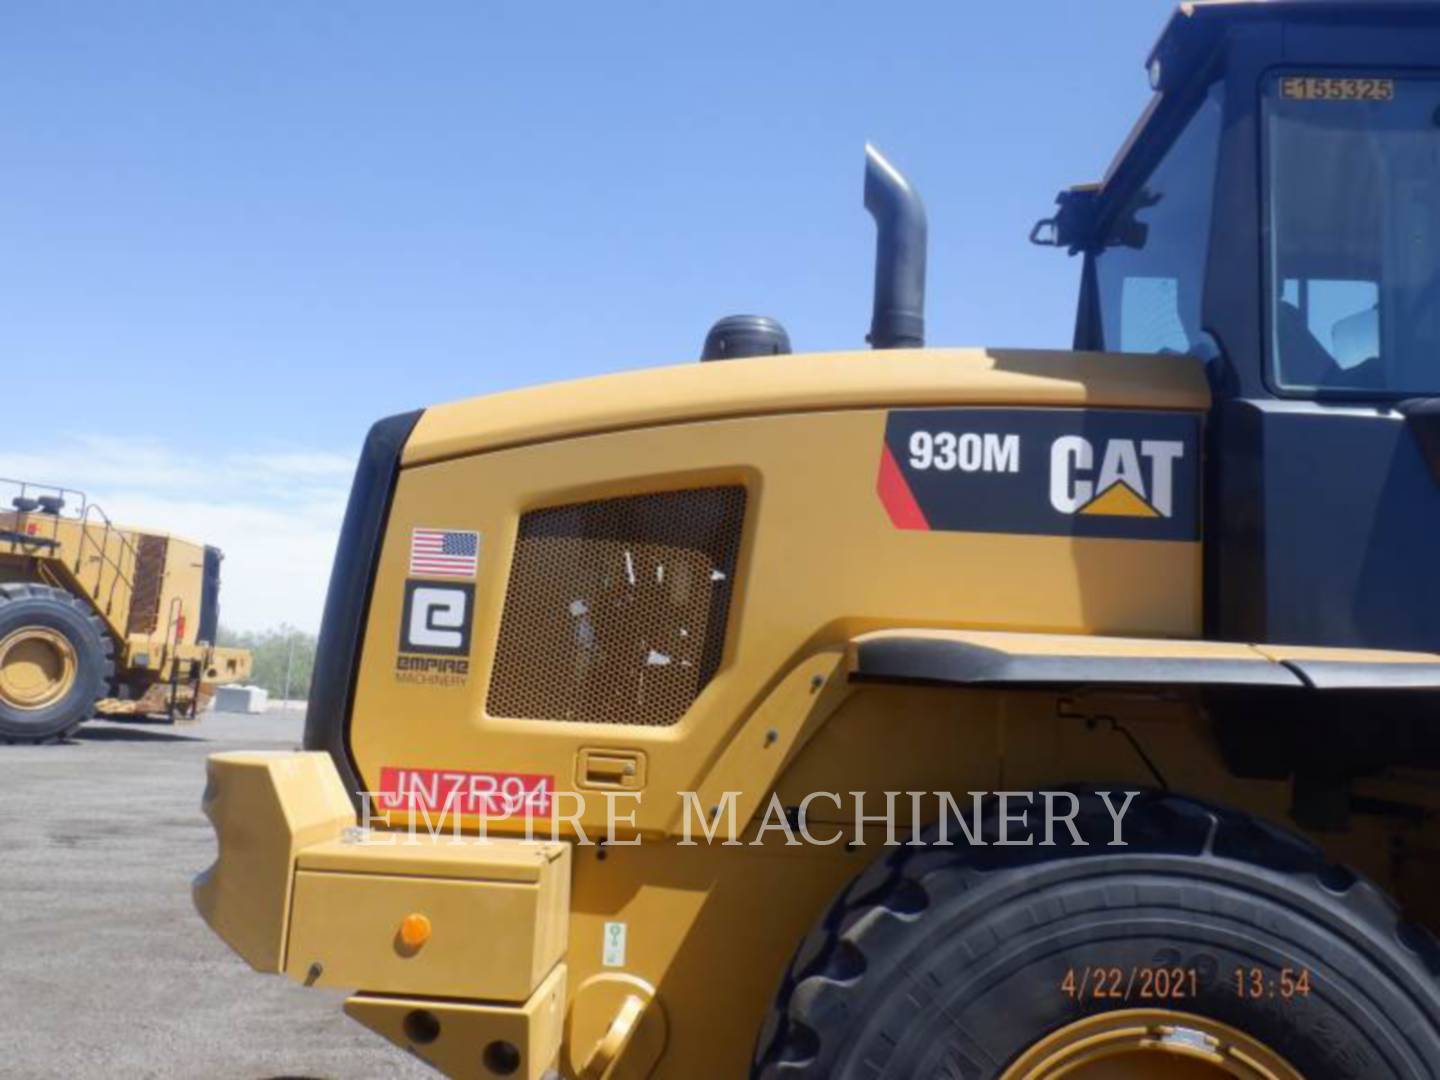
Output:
[403,347,1210,466]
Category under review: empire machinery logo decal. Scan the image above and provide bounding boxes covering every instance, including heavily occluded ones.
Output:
[395,528,481,687]
[877,408,1200,541]
[396,580,475,686]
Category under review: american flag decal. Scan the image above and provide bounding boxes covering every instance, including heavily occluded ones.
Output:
[409,528,480,579]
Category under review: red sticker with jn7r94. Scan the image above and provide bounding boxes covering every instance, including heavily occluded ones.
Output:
[377,767,553,818]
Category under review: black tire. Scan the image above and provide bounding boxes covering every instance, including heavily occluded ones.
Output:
[0,582,113,743]
[754,790,1440,1079]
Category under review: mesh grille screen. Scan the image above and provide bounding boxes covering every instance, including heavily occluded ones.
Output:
[487,486,746,726]
[125,534,168,636]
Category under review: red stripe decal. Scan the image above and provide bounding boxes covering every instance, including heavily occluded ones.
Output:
[877,444,929,530]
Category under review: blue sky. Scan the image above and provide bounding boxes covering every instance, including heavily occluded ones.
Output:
[0,1,1175,630]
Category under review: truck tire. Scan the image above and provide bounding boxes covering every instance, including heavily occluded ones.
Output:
[0,583,113,743]
[753,790,1440,1079]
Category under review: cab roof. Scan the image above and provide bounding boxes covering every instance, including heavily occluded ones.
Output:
[1149,0,1440,95]
[1065,0,1440,225]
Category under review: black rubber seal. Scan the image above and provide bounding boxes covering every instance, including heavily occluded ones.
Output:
[304,409,423,808]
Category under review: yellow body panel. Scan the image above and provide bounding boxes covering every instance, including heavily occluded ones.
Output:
[356,406,1203,838]
[346,963,569,1080]
[193,751,355,972]
[297,834,565,882]
[196,752,573,1001]
[196,752,576,1075]
[405,347,1210,464]
[195,348,1440,1078]
[198,681,1432,1079]
[286,852,568,1001]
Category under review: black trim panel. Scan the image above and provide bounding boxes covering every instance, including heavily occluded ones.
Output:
[304,410,423,807]
[0,530,58,549]
[1397,398,1440,487]
[1283,659,1440,692]
[852,636,1301,690]
[854,634,1440,696]
[197,545,222,645]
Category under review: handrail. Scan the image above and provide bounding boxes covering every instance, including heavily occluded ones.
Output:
[0,477,86,552]
[164,595,186,722]
[0,477,138,618]
[78,502,138,612]
[164,595,184,654]
[0,476,88,514]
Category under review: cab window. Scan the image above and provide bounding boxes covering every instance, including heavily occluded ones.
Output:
[1093,82,1223,355]
[1266,74,1440,395]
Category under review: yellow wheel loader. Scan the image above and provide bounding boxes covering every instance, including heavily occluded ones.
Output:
[197,2,1440,1076]
[0,479,251,742]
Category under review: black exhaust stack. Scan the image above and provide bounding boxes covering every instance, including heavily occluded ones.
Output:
[864,143,927,349]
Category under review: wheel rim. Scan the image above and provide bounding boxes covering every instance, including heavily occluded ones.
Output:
[0,627,78,710]
[1000,1009,1304,1080]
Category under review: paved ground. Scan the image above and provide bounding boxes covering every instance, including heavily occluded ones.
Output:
[0,708,433,1079]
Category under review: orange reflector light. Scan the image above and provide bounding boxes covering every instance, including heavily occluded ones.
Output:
[399,913,432,949]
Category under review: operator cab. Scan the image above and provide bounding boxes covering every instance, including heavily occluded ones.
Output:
[1034,0,1440,652]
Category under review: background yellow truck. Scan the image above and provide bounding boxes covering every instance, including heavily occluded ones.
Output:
[0,478,250,742]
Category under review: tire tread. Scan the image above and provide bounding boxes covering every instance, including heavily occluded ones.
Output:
[752,789,1440,1077]
[0,582,114,744]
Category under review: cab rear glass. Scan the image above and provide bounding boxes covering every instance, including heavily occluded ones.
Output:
[1266,72,1440,396]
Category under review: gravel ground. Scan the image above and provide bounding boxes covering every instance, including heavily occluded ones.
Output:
[0,708,433,1080]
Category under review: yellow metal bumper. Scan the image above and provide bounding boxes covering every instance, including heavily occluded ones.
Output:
[193,750,571,1079]
[196,644,252,685]
[347,965,568,1080]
